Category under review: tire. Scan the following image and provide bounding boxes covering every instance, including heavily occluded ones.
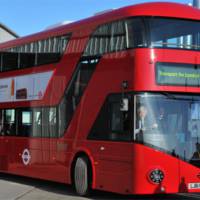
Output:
[74,156,91,196]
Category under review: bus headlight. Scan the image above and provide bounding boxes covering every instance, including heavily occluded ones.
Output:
[148,169,164,184]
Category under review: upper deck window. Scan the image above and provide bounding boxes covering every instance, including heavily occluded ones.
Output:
[83,18,148,56]
[126,18,147,48]
[0,34,71,72]
[84,20,127,56]
[148,17,200,50]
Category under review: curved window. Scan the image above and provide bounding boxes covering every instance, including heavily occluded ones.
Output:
[126,18,147,48]
[84,21,127,56]
[148,17,200,50]
[84,18,148,56]
[134,93,200,167]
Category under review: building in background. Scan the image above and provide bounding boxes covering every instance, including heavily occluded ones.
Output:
[0,23,18,43]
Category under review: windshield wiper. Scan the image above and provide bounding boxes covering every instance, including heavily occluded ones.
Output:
[162,92,199,101]
[162,92,178,99]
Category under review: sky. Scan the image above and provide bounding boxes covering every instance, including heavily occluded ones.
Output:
[0,0,192,37]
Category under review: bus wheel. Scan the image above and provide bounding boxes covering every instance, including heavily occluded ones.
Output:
[74,156,91,196]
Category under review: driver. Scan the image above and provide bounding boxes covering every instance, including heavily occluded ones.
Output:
[135,105,158,142]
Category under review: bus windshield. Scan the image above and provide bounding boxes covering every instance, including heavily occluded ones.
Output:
[134,93,200,166]
[148,17,200,50]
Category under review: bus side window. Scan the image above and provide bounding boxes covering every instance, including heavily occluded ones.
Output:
[58,57,99,137]
[42,108,49,138]
[1,34,71,72]
[58,98,69,137]
[32,108,42,137]
[4,109,16,136]
[88,94,132,141]
[0,110,4,136]
[42,107,58,138]
[73,59,98,106]
[49,107,57,138]
[110,102,131,138]
[1,52,18,71]
[18,109,33,137]
[84,20,127,56]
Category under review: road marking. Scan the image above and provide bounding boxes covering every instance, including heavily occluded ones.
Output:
[14,187,35,200]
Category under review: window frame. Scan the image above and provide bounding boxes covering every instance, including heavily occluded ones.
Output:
[0,33,71,72]
[87,93,134,142]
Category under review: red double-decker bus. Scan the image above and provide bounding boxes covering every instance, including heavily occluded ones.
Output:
[1,2,200,196]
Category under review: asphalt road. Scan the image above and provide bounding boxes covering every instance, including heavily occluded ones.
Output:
[0,173,199,200]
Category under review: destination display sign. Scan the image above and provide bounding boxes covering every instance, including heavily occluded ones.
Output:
[156,62,200,87]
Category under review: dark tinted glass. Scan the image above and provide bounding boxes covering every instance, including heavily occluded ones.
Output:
[84,20,127,56]
[127,18,147,48]
[32,108,42,137]
[72,58,99,104]
[2,52,18,71]
[0,110,3,136]
[41,107,58,138]
[0,34,70,72]
[59,57,99,136]
[48,107,57,137]
[37,53,61,66]
[18,109,33,137]
[0,107,59,138]
[20,53,36,68]
[58,95,73,137]
[88,93,133,141]
[4,109,16,136]
[148,17,200,50]
[84,17,149,55]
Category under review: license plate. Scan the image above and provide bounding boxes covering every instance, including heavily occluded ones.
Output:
[188,183,200,189]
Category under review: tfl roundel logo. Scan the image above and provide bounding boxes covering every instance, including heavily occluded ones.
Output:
[22,149,31,165]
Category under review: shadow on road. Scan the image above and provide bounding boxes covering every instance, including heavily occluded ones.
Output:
[0,173,195,200]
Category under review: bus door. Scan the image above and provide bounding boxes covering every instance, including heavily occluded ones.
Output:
[85,94,134,193]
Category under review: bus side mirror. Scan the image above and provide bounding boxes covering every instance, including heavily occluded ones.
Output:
[120,98,129,111]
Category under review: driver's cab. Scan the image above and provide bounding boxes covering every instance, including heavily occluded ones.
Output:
[134,92,200,167]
